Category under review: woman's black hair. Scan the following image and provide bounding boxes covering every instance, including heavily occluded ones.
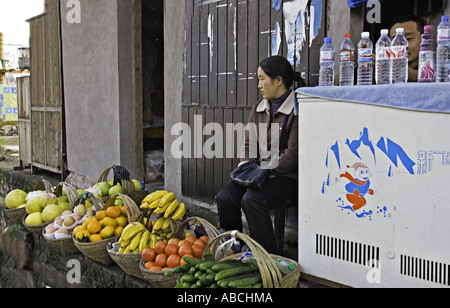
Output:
[259,56,305,88]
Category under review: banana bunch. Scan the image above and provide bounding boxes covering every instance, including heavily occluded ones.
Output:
[140,190,186,221]
[118,222,158,253]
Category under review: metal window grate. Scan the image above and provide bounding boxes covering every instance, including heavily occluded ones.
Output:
[316,234,380,267]
[400,255,450,286]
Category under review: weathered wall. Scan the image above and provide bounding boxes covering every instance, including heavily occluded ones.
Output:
[60,0,141,181]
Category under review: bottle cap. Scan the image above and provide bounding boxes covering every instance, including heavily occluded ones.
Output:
[324,37,332,43]
[380,29,388,35]
[443,15,449,22]
[288,263,297,271]
[396,28,404,34]
[424,25,434,31]
[361,32,370,37]
[344,33,351,38]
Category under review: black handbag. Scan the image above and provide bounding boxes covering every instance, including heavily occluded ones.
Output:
[230,116,289,190]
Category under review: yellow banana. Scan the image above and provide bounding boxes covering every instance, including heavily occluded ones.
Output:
[152,217,167,232]
[153,199,173,214]
[172,202,186,220]
[118,246,125,253]
[148,190,169,203]
[142,192,156,204]
[118,222,137,244]
[162,217,172,231]
[164,199,180,218]
[158,192,175,208]
[139,230,151,252]
[130,231,143,251]
[148,199,162,209]
[149,233,157,248]
[122,223,145,242]
[123,244,132,254]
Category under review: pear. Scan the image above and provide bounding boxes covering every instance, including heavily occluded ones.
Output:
[131,179,143,191]
[74,204,86,216]
[63,216,76,228]
[25,197,43,215]
[93,182,111,197]
[108,184,123,196]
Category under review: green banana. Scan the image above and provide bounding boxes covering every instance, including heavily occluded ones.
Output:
[172,203,186,220]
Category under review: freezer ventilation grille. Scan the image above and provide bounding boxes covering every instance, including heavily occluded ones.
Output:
[316,234,380,267]
[400,254,450,286]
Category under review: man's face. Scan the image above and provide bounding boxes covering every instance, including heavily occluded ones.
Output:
[390,21,422,69]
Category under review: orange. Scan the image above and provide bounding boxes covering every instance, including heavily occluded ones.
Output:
[144,261,155,269]
[155,253,168,268]
[106,206,121,218]
[180,254,194,265]
[178,245,194,257]
[101,216,118,228]
[185,235,197,245]
[87,220,102,234]
[165,244,179,256]
[95,210,107,221]
[142,248,156,262]
[73,225,86,236]
[115,216,127,227]
[89,233,103,242]
[120,205,127,216]
[199,235,210,245]
[168,238,180,246]
[150,266,163,271]
[100,225,115,239]
[191,244,204,258]
[194,239,207,249]
[178,239,192,247]
[155,241,168,255]
[83,217,98,228]
[75,229,91,242]
[167,254,181,268]
[114,226,124,236]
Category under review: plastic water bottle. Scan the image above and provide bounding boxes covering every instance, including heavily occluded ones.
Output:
[319,37,335,86]
[436,15,450,82]
[275,258,297,276]
[339,33,355,86]
[375,29,392,84]
[391,28,409,83]
[418,25,436,83]
[357,32,373,85]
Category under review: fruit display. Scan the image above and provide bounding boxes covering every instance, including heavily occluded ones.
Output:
[164,255,263,288]
[23,192,74,226]
[4,189,27,210]
[73,205,128,243]
[141,235,210,272]
[140,190,186,221]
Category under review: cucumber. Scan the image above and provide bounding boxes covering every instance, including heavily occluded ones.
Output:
[217,272,261,288]
[228,273,262,288]
[194,270,205,279]
[215,265,258,281]
[183,256,202,267]
[198,273,211,285]
[199,260,217,271]
[180,273,195,283]
[211,260,243,272]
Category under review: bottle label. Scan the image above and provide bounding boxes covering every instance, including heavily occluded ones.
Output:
[358,48,373,63]
[391,46,408,59]
[438,29,450,40]
[320,50,335,62]
[376,47,391,60]
[340,50,354,61]
[418,50,436,81]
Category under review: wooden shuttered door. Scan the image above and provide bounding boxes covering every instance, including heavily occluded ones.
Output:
[29,0,64,175]
[182,0,321,203]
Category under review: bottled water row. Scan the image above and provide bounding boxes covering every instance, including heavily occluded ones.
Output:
[318,15,450,86]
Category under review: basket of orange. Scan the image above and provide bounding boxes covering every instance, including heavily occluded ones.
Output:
[73,193,139,265]
[139,232,212,288]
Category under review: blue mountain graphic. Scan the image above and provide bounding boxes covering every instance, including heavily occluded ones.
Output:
[326,127,416,175]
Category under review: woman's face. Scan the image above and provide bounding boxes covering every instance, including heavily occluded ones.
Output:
[257,67,286,100]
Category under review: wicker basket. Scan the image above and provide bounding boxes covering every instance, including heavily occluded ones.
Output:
[4,207,26,225]
[103,194,141,223]
[172,217,222,241]
[73,235,119,265]
[205,230,300,288]
[107,241,143,279]
[139,260,178,288]
[98,165,148,204]
[22,215,51,236]
[42,228,80,254]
